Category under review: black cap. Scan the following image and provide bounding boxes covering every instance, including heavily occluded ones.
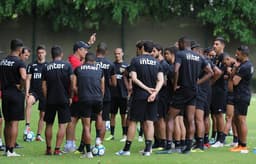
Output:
[73,41,90,52]
[237,45,250,56]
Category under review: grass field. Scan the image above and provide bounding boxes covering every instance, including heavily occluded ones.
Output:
[0,96,256,164]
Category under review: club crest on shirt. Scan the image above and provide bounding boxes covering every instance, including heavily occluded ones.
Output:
[120,67,125,73]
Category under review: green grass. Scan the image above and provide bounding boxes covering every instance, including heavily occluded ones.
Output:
[1,96,256,164]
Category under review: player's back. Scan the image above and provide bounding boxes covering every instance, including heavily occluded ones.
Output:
[176,50,205,91]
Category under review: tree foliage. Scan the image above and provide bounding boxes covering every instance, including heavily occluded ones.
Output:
[0,0,255,43]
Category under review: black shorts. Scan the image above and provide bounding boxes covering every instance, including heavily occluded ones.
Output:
[111,97,127,115]
[170,87,197,110]
[226,92,234,105]
[30,91,46,111]
[157,97,168,119]
[130,99,158,122]
[211,86,227,114]
[78,101,103,118]
[44,103,71,124]
[102,101,111,121]
[196,96,208,111]
[70,102,80,117]
[2,88,25,121]
[234,100,249,116]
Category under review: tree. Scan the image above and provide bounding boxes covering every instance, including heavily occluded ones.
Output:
[198,0,256,43]
[0,0,255,44]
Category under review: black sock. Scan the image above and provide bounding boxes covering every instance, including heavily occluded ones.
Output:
[181,140,185,147]
[85,144,91,153]
[96,129,100,138]
[5,146,9,152]
[144,140,152,152]
[240,142,246,147]
[47,146,51,150]
[122,126,127,135]
[123,140,132,151]
[204,133,209,144]
[197,137,204,150]
[160,139,166,148]
[238,139,242,146]
[211,131,217,139]
[185,139,192,150]
[110,126,115,136]
[9,147,14,153]
[175,140,181,148]
[216,131,221,141]
[153,136,159,146]
[139,127,143,137]
[124,127,128,135]
[233,136,238,143]
[55,147,60,151]
[166,140,172,150]
[25,123,30,126]
[220,133,227,143]
[78,140,85,151]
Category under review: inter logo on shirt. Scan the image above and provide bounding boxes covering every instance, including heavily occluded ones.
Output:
[186,53,200,61]
[47,63,64,71]
[0,59,15,66]
[139,58,156,65]
[81,65,98,71]
[96,62,110,69]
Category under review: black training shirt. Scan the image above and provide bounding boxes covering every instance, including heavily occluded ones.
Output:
[159,59,171,97]
[74,63,104,102]
[111,61,129,98]
[130,54,163,100]
[96,57,115,102]
[42,60,73,104]
[175,50,208,91]
[0,55,26,90]
[27,61,48,94]
[212,53,227,90]
[234,60,254,103]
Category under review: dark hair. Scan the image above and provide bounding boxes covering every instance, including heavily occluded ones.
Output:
[21,47,31,54]
[51,45,62,59]
[164,46,178,55]
[143,40,154,53]
[214,36,225,44]
[153,43,163,52]
[237,45,250,56]
[10,39,23,51]
[178,36,191,47]
[191,40,200,49]
[136,40,144,49]
[37,45,46,52]
[223,52,231,58]
[204,47,212,54]
[96,42,107,55]
[85,52,96,62]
